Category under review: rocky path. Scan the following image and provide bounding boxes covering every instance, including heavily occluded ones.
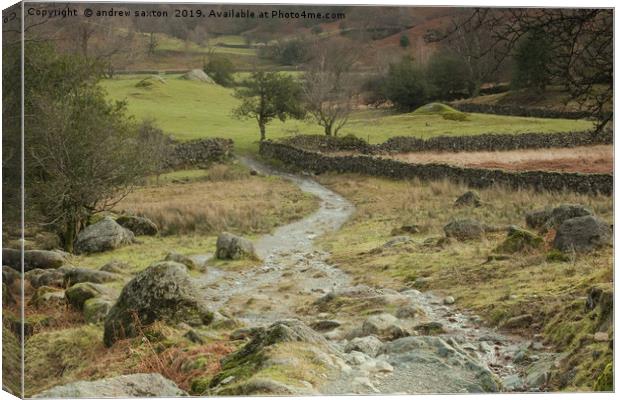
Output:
[194,157,557,394]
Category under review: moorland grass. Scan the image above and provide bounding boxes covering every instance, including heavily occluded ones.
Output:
[316,173,612,390]
[101,75,595,154]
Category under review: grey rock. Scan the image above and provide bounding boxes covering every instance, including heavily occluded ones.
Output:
[454,191,481,207]
[181,69,215,83]
[443,296,456,305]
[444,219,485,241]
[65,282,111,310]
[2,266,20,286]
[64,267,121,285]
[344,335,383,357]
[383,236,413,248]
[310,320,341,332]
[165,252,200,271]
[500,314,534,330]
[26,268,66,288]
[544,204,593,230]
[83,297,112,323]
[362,313,408,340]
[99,260,130,274]
[33,373,187,397]
[395,304,421,319]
[30,286,66,308]
[502,374,524,391]
[216,232,257,260]
[103,261,213,346]
[553,215,612,252]
[116,215,158,236]
[525,209,553,230]
[391,225,420,235]
[414,321,445,335]
[74,217,134,254]
[3,248,65,272]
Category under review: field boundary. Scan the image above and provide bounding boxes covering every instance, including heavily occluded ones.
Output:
[450,102,613,121]
[259,141,612,196]
[281,130,612,154]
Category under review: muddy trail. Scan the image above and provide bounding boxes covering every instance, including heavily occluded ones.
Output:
[193,157,558,394]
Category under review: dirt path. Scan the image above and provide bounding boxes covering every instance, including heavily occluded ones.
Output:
[193,157,557,394]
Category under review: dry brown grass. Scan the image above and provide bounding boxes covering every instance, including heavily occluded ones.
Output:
[115,165,318,236]
[387,145,613,174]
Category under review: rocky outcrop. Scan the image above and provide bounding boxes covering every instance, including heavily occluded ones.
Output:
[103,261,213,346]
[33,373,187,397]
[553,216,612,252]
[74,217,134,254]
[216,232,257,260]
[116,215,158,236]
[2,248,65,272]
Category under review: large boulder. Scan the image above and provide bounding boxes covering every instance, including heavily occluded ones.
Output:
[444,219,485,241]
[345,335,383,357]
[553,216,612,252]
[74,217,134,254]
[116,215,158,236]
[26,267,73,288]
[65,282,111,310]
[103,261,213,346]
[181,69,215,83]
[216,232,258,260]
[361,313,409,340]
[2,248,65,272]
[33,373,187,397]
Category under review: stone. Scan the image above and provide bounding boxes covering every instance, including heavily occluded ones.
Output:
[544,204,593,230]
[99,260,130,274]
[184,329,205,344]
[103,261,213,346]
[362,313,408,340]
[525,209,553,230]
[30,286,66,308]
[494,226,543,254]
[344,335,384,357]
[383,236,413,248]
[210,311,239,330]
[395,304,421,319]
[165,252,200,271]
[553,216,612,252]
[64,267,121,286]
[502,374,524,391]
[443,219,485,241]
[26,268,66,288]
[454,190,481,207]
[215,232,257,260]
[443,296,455,305]
[181,69,215,83]
[2,248,65,272]
[500,314,534,330]
[115,215,158,236]
[2,266,20,286]
[83,298,112,323]
[33,373,187,397]
[414,321,445,335]
[74,217,134,254]
[594,332,609,342]
[310,320,341,332]
[65,282,109,310]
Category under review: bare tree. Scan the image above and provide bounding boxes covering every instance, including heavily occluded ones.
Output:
[303,38,362,136]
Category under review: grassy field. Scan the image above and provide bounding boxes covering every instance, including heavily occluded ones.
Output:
[101,75,595,154]
[316,173,612,391]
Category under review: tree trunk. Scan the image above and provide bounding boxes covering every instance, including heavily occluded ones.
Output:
[324,124,332,136]
[259,121,266,141]
[62,219,77,253]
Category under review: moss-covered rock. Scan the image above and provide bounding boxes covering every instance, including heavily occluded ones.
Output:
[494,226,543,254]
[65,282,108,310]
[103,261,213,347]
[83,298,112,324]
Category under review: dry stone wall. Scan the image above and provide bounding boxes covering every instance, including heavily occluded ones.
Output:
[260,141,612,196]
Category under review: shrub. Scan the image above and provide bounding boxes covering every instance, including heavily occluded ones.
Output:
[399,34,410,48]
[383,57,433,111]
[204,56,235,87]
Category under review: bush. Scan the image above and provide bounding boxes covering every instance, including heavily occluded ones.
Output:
[399,34,410,48]
[511,29,552,91]
[204,56,235,87]
[441,112,469,121]
[426,51,470,100]
[383,57,433,111]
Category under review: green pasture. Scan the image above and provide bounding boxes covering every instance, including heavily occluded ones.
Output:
[101,75,596,154]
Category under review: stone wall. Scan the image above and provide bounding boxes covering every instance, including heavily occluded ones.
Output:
[166,138,233,169]
[260,141,612,196]
[278,130,612,154]
[450,102,612,121]
[376,130,613,153]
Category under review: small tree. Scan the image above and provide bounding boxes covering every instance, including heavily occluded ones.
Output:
[511,29,551,92]
[383,56,432,110]
[204,55,235,86]
[232,72,305,141]
[303,69,354,136]
[426,51,470,99]
[400,34,410,48]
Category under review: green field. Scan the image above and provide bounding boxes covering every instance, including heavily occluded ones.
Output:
[102,75,596,154]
